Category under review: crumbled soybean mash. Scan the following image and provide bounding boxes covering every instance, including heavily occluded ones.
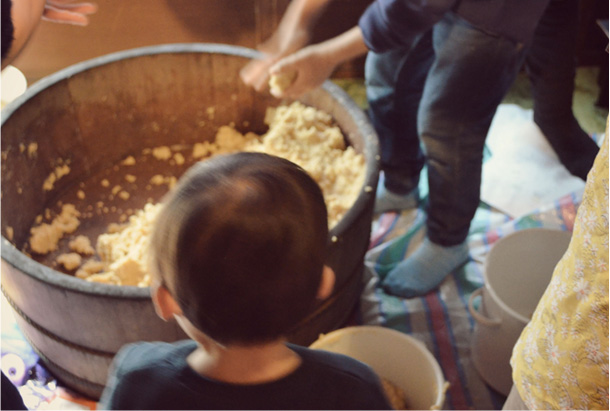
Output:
[31,102,366,287]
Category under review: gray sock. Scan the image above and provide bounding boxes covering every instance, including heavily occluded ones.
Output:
[382,238,469,298]
[374,183,419,214]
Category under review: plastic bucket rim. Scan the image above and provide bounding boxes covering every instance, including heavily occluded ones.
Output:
[1,43,379,297]
[310,325,447,409]
[482,227,571,325]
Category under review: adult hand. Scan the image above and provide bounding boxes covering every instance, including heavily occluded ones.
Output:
[268,26,368,99]
[268,44,337,99]
[240,0,331,92]
[42,0,97,26]
[240,54,279,94]
[239,20,311,92]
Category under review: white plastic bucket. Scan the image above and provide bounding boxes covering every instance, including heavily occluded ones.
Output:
[468,228,572,395]
[310,325,447,410]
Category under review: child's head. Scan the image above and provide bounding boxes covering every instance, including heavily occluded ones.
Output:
[150,152,330,346]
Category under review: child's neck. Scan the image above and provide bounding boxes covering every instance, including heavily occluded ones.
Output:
[187,338,302,385]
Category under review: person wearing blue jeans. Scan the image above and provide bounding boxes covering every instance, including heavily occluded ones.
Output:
[241,0,554,298]
[365,32,433,207]
[372,0,597,206]
[369,0,598,297]
[370,12,530,297]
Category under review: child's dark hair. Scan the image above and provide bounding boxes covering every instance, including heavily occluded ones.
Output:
[150,152,329,345]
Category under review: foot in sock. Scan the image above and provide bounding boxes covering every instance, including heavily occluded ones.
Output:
[374,184,419,214]
[382,238,469,298]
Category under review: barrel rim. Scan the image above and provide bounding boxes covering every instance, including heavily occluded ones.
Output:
[1,43,379,297]
[482,227,572,324]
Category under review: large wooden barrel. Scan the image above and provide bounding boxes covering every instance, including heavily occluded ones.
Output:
[1,44,379,399]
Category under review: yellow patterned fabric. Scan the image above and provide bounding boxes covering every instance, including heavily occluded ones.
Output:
[511,132,609,410]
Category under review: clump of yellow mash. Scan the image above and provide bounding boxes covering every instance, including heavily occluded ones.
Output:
[269,72,297,95]
[381,377,409,410]
[75,102,365,286]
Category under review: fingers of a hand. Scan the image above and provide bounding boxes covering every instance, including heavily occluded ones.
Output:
[240,62,258,84]
[276,81,307,99]
[269,48,307,76]
[46,0,97,8]
[42,1,98,25]
[240,61,271,92]
[268,60,286,77]
[268,65,301,98]
[42,7,90,25]
[42,9,88,25]
[46,1,97,14]
[271,60,329,99]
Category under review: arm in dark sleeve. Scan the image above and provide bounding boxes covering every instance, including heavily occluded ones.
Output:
[98,343,141,410]
[359,0,457,52]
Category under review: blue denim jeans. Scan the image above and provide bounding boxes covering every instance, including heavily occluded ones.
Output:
[366,12,527,246]
[365,31,434,195]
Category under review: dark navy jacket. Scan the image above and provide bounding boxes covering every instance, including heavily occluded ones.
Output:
[360,0,551,52]
[99,340,393,410]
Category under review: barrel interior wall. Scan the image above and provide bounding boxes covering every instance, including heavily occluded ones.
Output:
[2,53,374,268]
[1,82,82,247]
[64,53,271,156]
[1,52,279,253]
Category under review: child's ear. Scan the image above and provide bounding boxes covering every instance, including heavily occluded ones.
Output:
[151,282,183,321]
[316,265,335,300]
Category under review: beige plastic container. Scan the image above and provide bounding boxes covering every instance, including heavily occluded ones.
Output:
[468,228,572,395]
[310,325,447,410]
